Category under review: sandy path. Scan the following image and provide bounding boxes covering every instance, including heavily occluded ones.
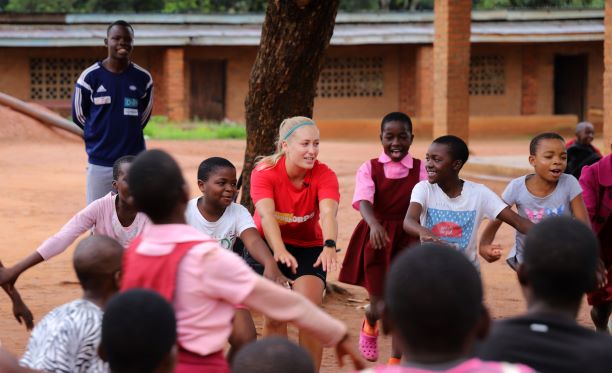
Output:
[0,136,594,372]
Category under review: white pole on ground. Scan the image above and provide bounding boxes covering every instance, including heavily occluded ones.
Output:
[0,92,83,137]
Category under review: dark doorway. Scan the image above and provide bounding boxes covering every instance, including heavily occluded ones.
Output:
[554,54,587,121]
[190,60,226,121]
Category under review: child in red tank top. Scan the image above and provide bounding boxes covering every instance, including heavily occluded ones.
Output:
[339,113,426,364]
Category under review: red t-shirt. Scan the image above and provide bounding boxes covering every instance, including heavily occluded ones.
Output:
[250,156,340,247]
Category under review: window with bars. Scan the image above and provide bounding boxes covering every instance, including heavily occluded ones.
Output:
[30,58,96,100]
[469,55,505,96]
[317,57,384,98]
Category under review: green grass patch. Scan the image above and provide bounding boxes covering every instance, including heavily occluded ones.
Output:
[143,116,246,140]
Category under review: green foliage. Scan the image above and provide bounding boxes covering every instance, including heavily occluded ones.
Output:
[473,0,604,9]
[143,116,246,140]
[0,0,603,13]
[5,0,77,12]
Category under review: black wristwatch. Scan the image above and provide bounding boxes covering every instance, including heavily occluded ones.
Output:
[324,239,336,248]
[324,239,340,252]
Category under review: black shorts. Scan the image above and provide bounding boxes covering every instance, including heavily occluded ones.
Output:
[241,241,326,285]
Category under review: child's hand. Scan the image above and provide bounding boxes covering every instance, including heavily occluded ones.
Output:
[274,249,298,275]
[369,223,390,250]
[262,262,293,289]
[596,259,608,289]
[12,296,34,331]
[479,244,503,263]
[334,334,366,370]
[419,230,443,244]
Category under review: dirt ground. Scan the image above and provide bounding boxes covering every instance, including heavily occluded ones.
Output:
[0,121,597,372]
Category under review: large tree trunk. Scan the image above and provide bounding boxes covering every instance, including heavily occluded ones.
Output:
[240,0,340,212]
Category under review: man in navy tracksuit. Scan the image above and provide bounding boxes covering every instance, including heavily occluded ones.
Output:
[72,20,154,204]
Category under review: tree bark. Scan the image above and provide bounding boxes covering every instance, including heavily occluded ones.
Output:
[240,0,340,212]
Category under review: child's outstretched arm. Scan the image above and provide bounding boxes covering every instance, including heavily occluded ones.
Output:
[240,228,291,286]
[0,253,43,287]
[255,198,298,274]
[0,262,34,330]
[496,207,533,235]
[0,202,98,287]
[479,219,504,263]
[569,194,591,229]
[403,202,442,243]
[243,276,365,370]
[358,200,389,250]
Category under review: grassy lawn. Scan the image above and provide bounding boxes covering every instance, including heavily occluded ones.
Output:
[143,116,246,140]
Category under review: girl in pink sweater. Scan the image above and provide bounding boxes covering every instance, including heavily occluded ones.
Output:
[0,155,149,288]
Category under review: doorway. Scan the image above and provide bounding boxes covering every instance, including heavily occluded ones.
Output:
[554,54,587,121]
[190,60,226,121]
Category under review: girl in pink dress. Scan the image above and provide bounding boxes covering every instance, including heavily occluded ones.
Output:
[340,112,426,364]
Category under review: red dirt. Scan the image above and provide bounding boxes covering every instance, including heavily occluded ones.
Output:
[0,122,596,372]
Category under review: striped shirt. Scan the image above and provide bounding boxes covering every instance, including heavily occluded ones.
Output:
[20,299,107,373]
[72,61,153,167]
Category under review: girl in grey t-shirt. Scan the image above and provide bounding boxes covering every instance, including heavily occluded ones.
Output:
[478,133,590,269]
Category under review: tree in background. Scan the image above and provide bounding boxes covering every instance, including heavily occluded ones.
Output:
[239,0,340,212]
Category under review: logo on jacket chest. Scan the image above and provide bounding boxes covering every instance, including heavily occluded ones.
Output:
[124,97,139,116]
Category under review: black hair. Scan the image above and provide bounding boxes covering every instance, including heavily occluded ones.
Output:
[128,149,185,222]
[384,243,483,355]
[101,289,176,373]
[107,20,134,36]
[73,235,123,292]
[112,155,135,181]
[197,157,236,182]
[381,112,413,134]
[529,132,565,155]
[232,337,315,373]
[432,135,469,164]
[523,216,599,307]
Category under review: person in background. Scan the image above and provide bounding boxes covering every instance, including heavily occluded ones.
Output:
[72,20,153,204]
[565,122,602,179]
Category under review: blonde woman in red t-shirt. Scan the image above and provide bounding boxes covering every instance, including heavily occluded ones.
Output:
[250,116,341,370]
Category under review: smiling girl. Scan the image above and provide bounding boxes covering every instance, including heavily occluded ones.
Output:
[339,112,426,364]
[403,135,531,269]
[250,116,340,370]
[479,132,590,269]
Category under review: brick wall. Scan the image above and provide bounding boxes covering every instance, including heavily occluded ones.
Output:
[163,48,186,122]
[432,0,471,140]
[313,45,400,120]
[521,45,539,115]
[469,44,522,116]
[415,45,433,118]
[398,45,416,116]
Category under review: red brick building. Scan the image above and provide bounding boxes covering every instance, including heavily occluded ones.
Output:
[0,10,606,138]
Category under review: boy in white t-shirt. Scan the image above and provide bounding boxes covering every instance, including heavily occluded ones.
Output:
[185,157,289,360]
[403,136,532,267]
